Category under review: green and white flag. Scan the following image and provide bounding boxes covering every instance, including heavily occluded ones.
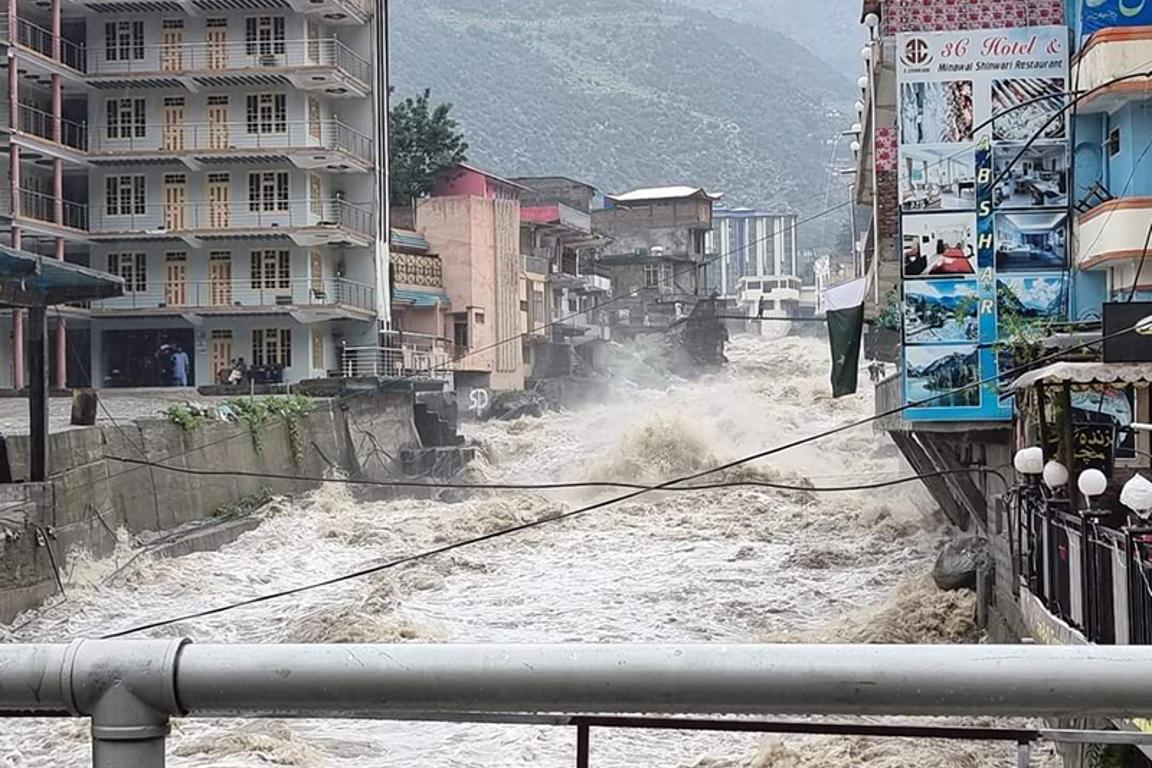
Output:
[824,278,867,398]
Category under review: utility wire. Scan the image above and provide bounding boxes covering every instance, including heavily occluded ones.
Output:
[98,318,1145,639]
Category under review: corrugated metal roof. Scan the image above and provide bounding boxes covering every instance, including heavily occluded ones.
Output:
[392,288,449,307]
[608,186,723,204]
[391,229,430,252]
[1011,362,1152,390]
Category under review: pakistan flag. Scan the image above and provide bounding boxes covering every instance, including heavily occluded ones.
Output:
[825,278,867,398]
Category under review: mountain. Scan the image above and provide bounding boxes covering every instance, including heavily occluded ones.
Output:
[908,351,979,381]
[390,0,855,222]
[998,278,1067,319]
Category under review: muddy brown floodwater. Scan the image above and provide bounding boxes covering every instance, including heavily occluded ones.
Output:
[0,336,1058,767]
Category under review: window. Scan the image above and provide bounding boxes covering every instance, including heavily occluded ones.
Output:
[107,253,146,292]
[1109,127,1122,158]
[312,328,324,370]
[644,263,660,288]
[106,99,146,139]
[246,94,287,134]
[105,176,146,216]
[206,17,227,28]
[248,172,289,212]
[252,328,291,367]
[162,19,184,29]
[105,21,144,61]
[475,311,485,324]
[453,313,469,350]
[250,249,291,290]
[246,16,286,56]
[531,289,545,330]
[310,173,323,217]
[660,262,674,289]
[694,230,706,256]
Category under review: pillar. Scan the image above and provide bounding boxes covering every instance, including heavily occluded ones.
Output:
[27,306,47,481]
[51,74,61,144]
[10,144,19,219]
[52,157,62,225]
[50,0,61,61]
[7,50,16,132]
[12,225,22,390]
[54,237,66,390]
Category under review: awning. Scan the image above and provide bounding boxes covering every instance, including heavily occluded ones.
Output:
[1010,361,1152,391]
[392,288,450,308]
[0,246,124,307]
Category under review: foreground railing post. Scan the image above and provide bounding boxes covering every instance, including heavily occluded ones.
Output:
[91,687,169,768]
[1016,741,1031,768]
[576,723,590,768]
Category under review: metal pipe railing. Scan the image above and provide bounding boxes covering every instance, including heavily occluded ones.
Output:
[88,119,372,161]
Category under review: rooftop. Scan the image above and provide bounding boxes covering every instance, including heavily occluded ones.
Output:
[607,186,723,204]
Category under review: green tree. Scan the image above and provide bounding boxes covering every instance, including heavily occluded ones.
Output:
[389,88,469,207]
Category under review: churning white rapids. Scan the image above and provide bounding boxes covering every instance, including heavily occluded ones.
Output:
[0,336,1057,767]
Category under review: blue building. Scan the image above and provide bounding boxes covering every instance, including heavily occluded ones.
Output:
[702,206,798,298]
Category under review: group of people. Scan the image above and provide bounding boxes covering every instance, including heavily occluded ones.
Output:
[218,358,249,386]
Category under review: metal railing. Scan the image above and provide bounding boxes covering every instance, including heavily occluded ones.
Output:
[88,119,373,163]
[4,642,1152,768]
[17,188,88,230]
[343,332,454,380]
[522,254,550,275]
[91,276,375,313]
[392,252,443,287]
[86,38,370,85]
[13,18,86,72]
[16,104,88,150]
[89,198,374,238]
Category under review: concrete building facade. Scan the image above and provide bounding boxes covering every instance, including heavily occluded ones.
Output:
[0,0,389,388]
[703,206,799,298]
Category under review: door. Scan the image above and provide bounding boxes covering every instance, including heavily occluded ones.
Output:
[162,98,186,151]
[164,253,188,306]
[206,21,228,70]
[310,250,324,301]
[210,252,232,306]
[307,20,322,63]
[308,96,322,142]
[207,173,230,228]
[207,97,229,149]
[210,330,233,384]
[163,174,187,230]
[161,25,186,71]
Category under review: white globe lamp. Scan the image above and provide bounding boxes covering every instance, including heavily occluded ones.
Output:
[1122,474,1152,521]
[1078,469,1108,509]
[1042,460,1069,489]
[1014,447,1044,476]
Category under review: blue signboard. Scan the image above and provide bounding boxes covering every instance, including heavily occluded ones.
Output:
[896,27,1070,422]
[1083,0,1152,36]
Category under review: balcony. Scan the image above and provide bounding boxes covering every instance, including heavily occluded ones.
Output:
[392,252,443,288]
[1074,27,1152,113]
[88,198,375,247]
[342,333,454,381]
[15,105,88,152]
[522,254,549,276]
[15,188,88,232]
[90,276,375,318]
[1076,197,1152,270]
[6,18,87,74]
[87,119,373,171]
[76,0,374,26]
[85,39,371,96]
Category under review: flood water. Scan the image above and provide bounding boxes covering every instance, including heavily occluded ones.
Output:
[0,336,1057,767]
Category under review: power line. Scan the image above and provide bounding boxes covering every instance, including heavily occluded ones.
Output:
[98,318,1144,639]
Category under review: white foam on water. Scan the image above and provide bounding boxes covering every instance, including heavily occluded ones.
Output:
[0,336,1057,767]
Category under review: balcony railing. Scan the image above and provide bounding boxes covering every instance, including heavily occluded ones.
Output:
[522,254,550,275]
[12,18,87,72]
[87,38,370,86]
[17,188,88,230]
[392,252,443,287]
[16,104,88,151]
[88,119,373,163]
[91,276,375,314]
[89,198,374,239]
[342,333,454,380]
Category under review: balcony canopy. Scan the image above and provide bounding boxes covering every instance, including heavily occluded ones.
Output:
[0,246,124,307]
[1010,361,1152,391]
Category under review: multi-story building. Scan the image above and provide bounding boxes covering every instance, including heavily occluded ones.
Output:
[592,186,719,334]
[702,206,799,298]
[514,175,611,377]
[0,0,388,388]
[417,164,526,395]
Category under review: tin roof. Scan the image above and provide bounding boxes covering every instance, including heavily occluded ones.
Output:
[607,186,723,204]
[0,246,124,307]
[1011,362,1152,390]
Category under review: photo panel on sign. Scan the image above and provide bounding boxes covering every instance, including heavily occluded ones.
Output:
[993,143,1068,209]
[900,146,977,212]
[902,212,977,278]
[904,278,980,344]
[994,211,1067,271]
[991,78,1066,143]
[900,80,975,145]
[905,344,982,409]
[997,274,1068,325]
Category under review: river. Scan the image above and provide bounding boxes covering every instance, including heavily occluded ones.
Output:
[0,335,1056,767]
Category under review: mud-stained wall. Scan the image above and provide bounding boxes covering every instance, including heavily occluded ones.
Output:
[0,391,422,624]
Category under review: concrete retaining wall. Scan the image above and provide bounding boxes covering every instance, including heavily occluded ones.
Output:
[0,390,422,624]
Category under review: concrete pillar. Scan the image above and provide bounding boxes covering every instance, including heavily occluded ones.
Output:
[52,157,62,225]
[12,307,23,390]
[54,237,65,390]
[51,0,61,61]
[51,74,61,144]
[27,306,47,480]
[7,52,16,132]
[10,144,19,218]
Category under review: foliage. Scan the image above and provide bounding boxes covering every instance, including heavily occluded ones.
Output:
[163,402,210,431]
[223,396,314,462]
[213,487,275,521]
[389,88,469,207]
[875,290,901,331]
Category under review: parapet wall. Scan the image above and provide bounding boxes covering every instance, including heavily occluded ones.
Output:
[0,390,422,624]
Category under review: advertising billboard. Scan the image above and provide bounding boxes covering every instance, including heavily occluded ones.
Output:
[1082,0,1152,37]
[897,27,1069,422]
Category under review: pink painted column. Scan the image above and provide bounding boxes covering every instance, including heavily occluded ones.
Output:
[51,74,61,144]
[54,237,65,390]
[10,144,19,218]
[7,52,17,131]
[51,0,61,61]
[52,157,62,224]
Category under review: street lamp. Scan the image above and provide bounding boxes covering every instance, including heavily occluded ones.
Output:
[1078,469,1108,513]
[863,12,881,40]
[1122,474,1152,521]
[1014,447,1044,476]
[1043,460,1069,490]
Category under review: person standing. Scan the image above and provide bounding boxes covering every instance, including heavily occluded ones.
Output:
[172,346,190,387]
